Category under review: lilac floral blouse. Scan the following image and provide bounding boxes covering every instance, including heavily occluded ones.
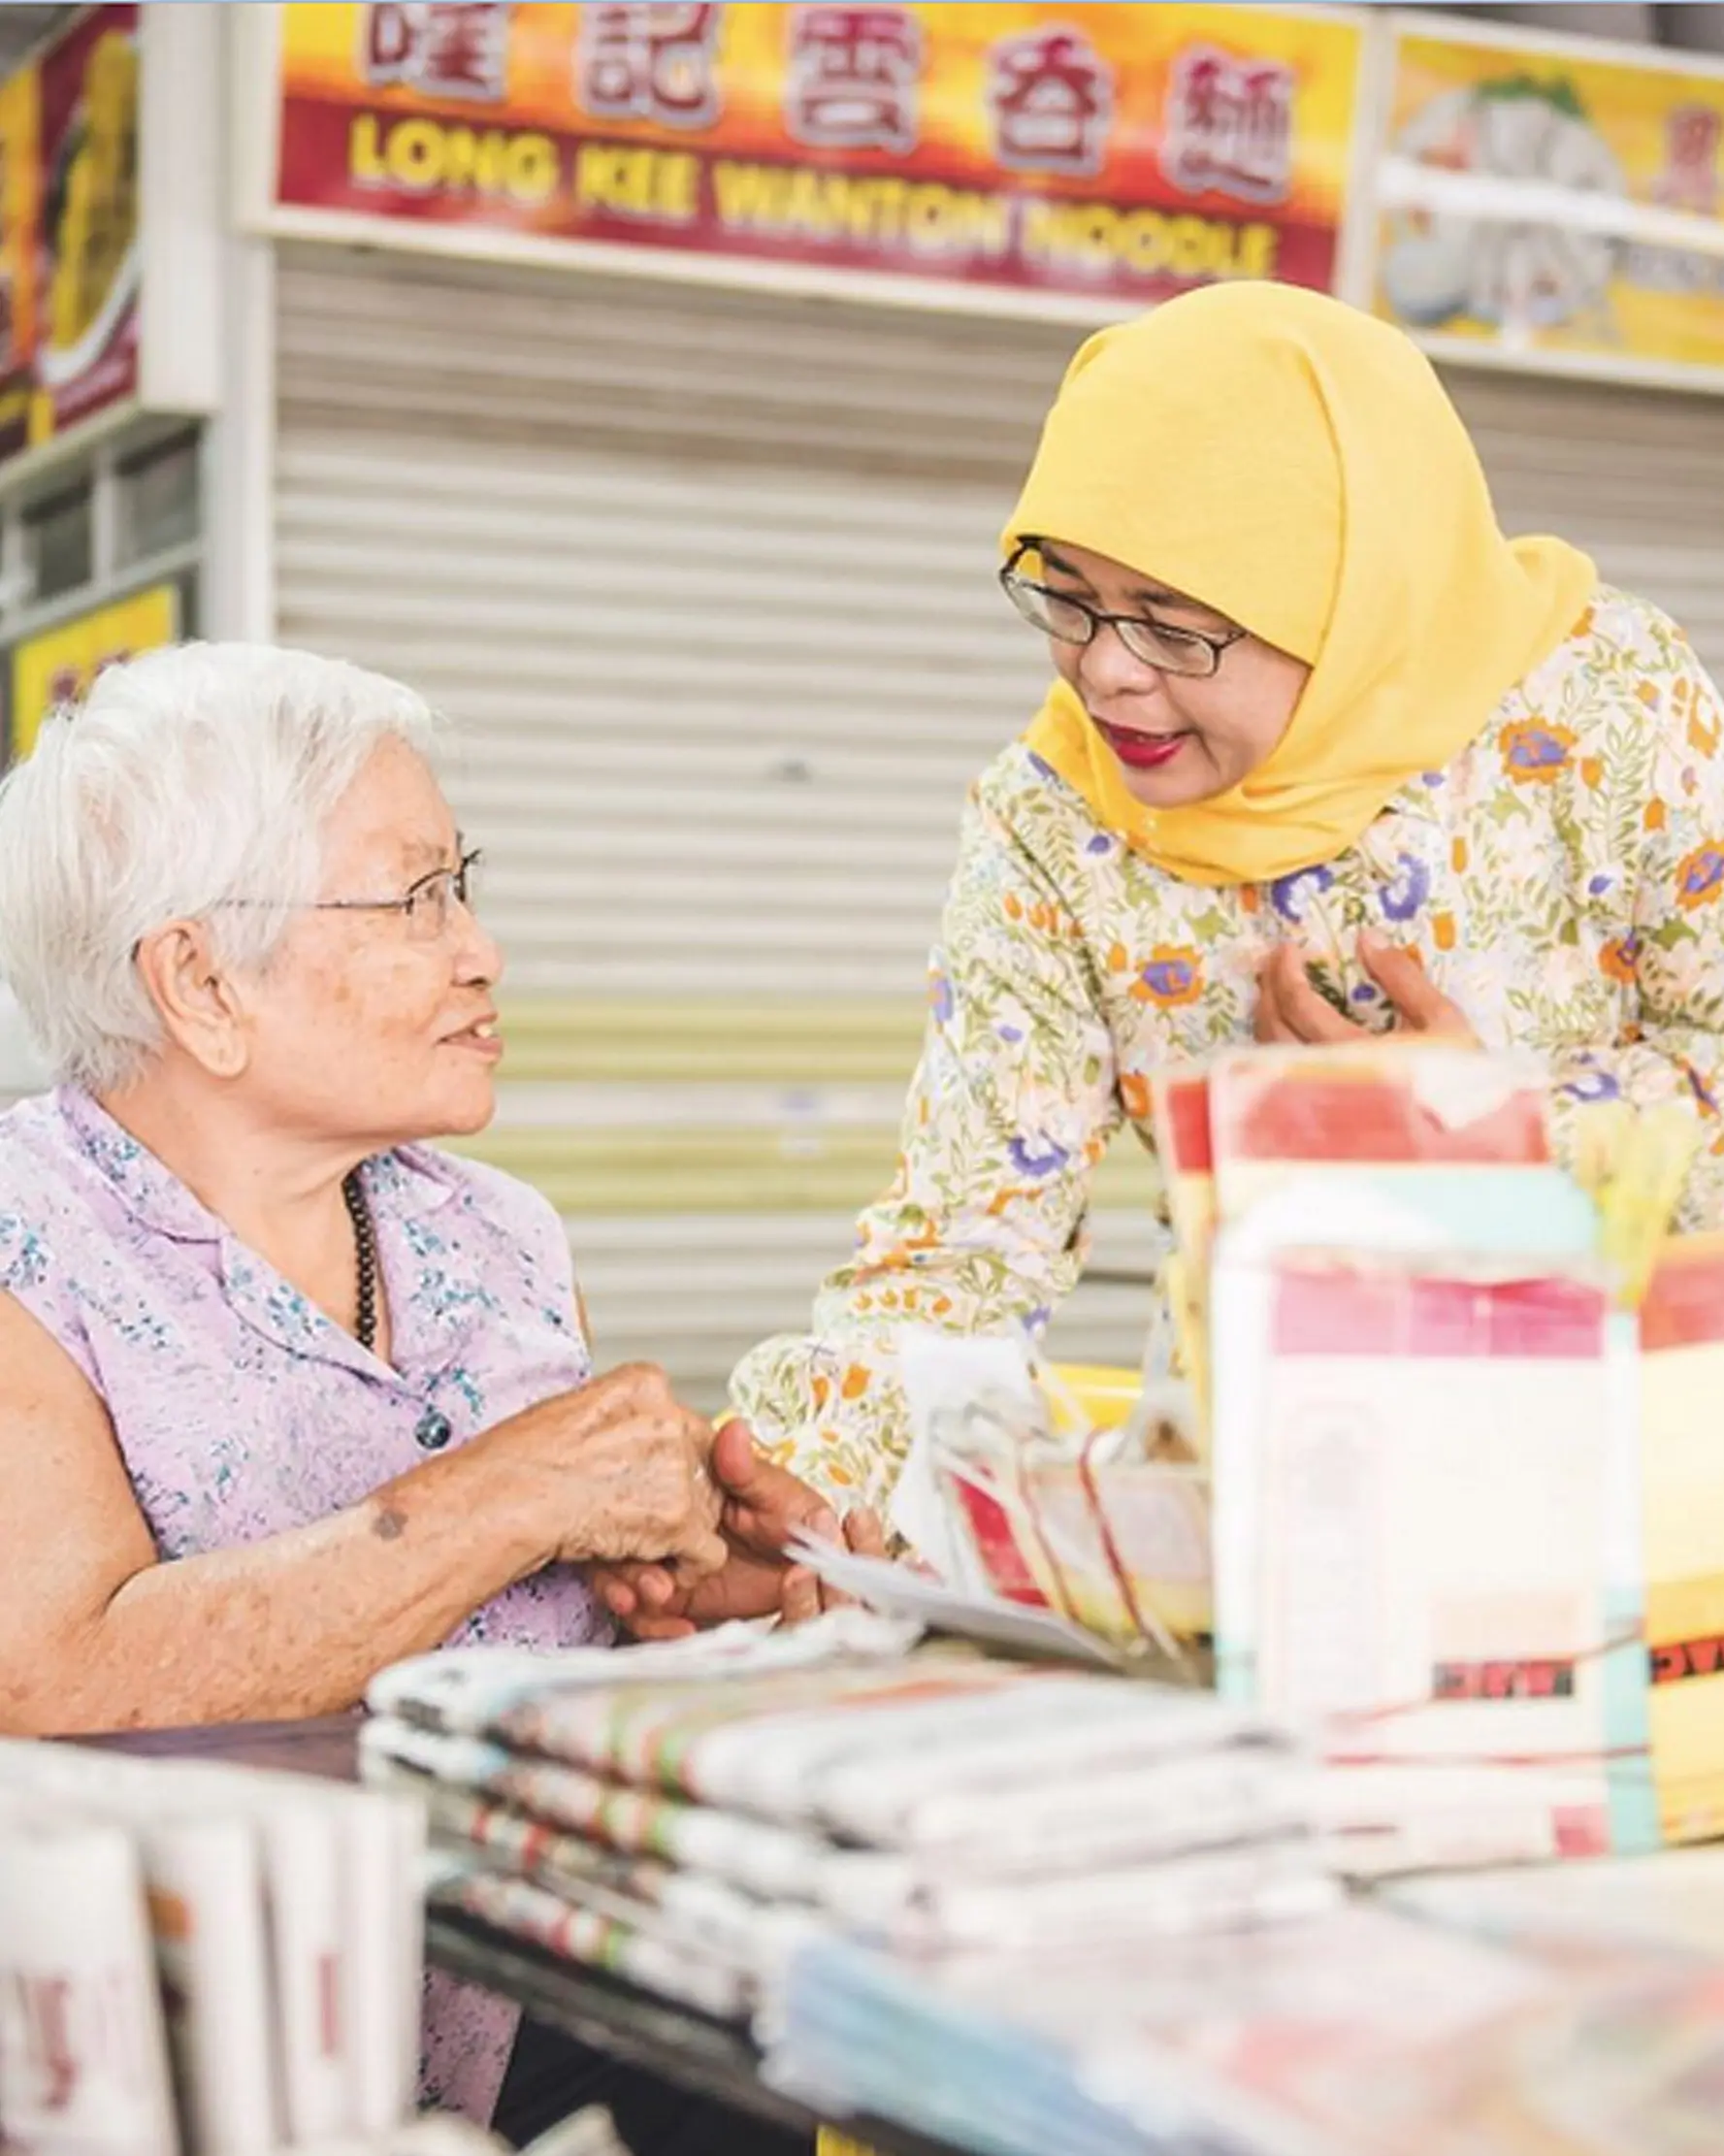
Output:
[0,1084,611,2121]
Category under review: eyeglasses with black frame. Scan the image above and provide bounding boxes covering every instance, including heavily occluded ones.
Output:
[998,540,1249,680]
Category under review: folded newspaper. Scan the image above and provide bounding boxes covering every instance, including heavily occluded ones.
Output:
[366,1613,1331,2031]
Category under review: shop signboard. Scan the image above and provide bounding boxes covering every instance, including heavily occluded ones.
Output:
[7,578,177,765]
[0,5,141,467]
[1376,22,1724,386]
[269,3,1366,312]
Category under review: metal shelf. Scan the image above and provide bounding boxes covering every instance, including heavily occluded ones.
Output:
[428,1911,974,2156]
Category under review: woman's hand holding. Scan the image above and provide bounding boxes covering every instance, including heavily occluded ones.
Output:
[479,1362,728,1576]
[593,1419,891,1640]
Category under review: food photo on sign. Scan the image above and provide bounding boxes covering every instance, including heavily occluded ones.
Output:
[1375,25,1724,376]
[0,4,140,461]
[35,5,140,436]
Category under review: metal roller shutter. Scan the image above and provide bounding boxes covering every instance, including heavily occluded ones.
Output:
[275,245,1161,1397]
[275,245,1724,1403]
[1448,369,1724,680]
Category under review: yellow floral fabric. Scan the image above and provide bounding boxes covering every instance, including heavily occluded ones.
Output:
[731,590,1724,1511]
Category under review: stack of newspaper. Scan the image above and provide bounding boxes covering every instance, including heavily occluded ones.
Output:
[0,1740,427,2156]
[361,1612,1334,2040]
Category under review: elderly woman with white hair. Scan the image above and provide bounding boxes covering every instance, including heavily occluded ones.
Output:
[0,641,856,2152]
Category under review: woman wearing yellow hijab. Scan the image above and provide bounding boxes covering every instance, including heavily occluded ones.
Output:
[723,280,1724,1516]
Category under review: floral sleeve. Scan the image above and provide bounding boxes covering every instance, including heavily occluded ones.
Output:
[729,785,1122,1513]
[1547,626,1724,1228]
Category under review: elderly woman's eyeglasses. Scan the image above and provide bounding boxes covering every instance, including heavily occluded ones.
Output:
[313,849,484,940]
[999,544,1248,680]
[218,850,483,941]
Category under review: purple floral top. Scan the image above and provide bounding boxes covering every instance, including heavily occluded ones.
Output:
[0,1085,612,2121]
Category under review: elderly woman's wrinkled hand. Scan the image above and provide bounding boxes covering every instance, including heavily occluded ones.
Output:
[1254,932,1479,1048]
[593,1419,889,1641]
[483,1361,728,1577]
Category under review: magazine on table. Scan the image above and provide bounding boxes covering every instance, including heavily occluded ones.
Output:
[0,1741,423,2154]
[776,1897,1718,2156]
[0,1799,181,2156]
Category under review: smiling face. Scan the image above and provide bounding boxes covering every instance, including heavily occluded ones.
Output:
[242,737,505,1147]
[143,735,509,1153]
[1036,540,1312,809]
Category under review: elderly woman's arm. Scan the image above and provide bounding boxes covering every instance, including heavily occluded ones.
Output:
[0,1295,724,1734]
[731,785,1122,1513]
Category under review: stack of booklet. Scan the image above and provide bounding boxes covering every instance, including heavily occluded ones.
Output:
[1170,1044,1717,1869]
[775,1893,1724,2156]
[362,1612,1334,2039]
[864,1043,1722,1877]
[0,1740,425,2156]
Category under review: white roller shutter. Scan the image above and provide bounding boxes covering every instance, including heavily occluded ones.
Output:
[276,249,1067,999]
[274,245,1155,1400]
[275,245,1724,1403]
[1448,369,1724,680]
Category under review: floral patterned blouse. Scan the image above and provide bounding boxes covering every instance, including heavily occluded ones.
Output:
[0,1084,609,2123]
[732,587,1724,1510]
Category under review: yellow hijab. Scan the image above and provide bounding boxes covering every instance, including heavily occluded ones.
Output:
[1010,282,1596,888]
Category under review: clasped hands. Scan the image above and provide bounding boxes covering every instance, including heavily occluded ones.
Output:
[582,939,1468,1640]
[594,1415,886,1643]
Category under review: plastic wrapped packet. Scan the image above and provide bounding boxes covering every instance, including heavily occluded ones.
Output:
[896,1328,1214,1655]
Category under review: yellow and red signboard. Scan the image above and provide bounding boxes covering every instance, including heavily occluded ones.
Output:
[1377,30,1724,378]
[274,3,1365,308]
[8,581,178,766]
[0,4,141,467]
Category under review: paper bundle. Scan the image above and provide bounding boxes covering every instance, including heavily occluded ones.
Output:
[882,1046,1614,1669]
[1189,1046,1706,1866]
[362,1613,1333,2043]
[868,1043,1721,1872]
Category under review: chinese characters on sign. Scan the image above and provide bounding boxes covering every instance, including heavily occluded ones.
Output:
[785,8,921,156]
[364,2,512,100]
[1655,105,1720,218]
[1161,47,1295,206]
[987,29,1112,180]
[577,4,724,131]
[277,3,1363,310]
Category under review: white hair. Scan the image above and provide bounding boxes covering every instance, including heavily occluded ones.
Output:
[0,641,439,1093]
